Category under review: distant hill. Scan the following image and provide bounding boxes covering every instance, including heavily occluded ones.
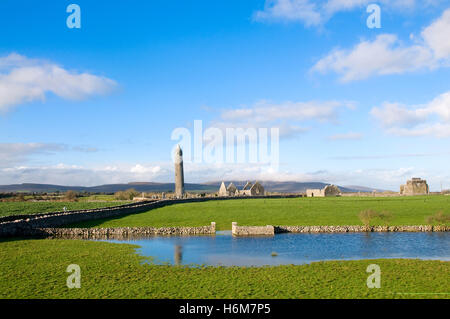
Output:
[342,185,389,193]
[0,182,215,194]
[205,181,379,193]
[0,181,385,194]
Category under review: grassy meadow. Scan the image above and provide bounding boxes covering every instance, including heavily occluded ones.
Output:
[0,201,130,218]
[69,195,450,230]
[1,196,449,299]
[1,238,448,299]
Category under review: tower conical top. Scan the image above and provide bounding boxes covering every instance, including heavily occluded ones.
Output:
[175,144,182,155]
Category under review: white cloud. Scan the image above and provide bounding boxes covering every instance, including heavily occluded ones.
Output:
[387,123,450,138]
[312,9,450,81]
[329,152,450,160]
[370,102,428,127]
[0,143,99,168]
[254,0,420,26]
[130,164,162,174]
[313,34,435,82]
[323,0,416,14]
[212,99,354,138]
[0,143,65,167]
[254,0,322,26]
[1,162,446,191]
[422,9,450,59]
[221,100,349,122]
[327,132,363,140]
[0,163,170,186]
[370,91,450,137]
[0,53,117,112]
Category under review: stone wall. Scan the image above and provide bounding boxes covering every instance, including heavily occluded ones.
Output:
[275,225,449,233]
[0,196,300,238]
[230,224,448,235]
[2,195,447,238]
[0,195,299,237]
[19,222,216,240]
[0,201,160,238]
[0,201,151,223]
[232,222,275,236]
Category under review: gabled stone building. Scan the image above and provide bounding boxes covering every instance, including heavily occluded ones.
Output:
[219,182,238,196]
[306,184,341,197]
[227,183,238,196]
[218,182,228,196]
[240,181,265,196]
[218,181,265,197]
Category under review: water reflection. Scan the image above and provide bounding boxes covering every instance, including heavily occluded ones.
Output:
[174,245,183,265]
[103,232,450,267]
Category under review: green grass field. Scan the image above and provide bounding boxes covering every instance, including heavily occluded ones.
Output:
[0,201,130,218]
[0,238,448,299]
[69,196,450,230]
[77,194,124,202]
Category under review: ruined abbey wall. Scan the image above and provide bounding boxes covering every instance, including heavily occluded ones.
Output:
[400,178,429,195]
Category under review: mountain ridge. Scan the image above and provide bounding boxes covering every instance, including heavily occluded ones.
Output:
[0,182,388,194]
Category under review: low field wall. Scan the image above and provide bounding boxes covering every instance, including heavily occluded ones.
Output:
[0,196,299,238]
[1,196,448,238]
[228,223,449,236]
[275,225,450,233]
[18,222,216,240]
[232,222,275,236]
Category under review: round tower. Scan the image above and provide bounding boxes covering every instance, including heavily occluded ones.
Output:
[174,145,185,198]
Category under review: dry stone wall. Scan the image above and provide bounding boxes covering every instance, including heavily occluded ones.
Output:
[0,195,298,238]
[232,222,275,236]
[23,222,216,240]
[275,225,449,233]
[230,224,448,236]
[1,196,448,238]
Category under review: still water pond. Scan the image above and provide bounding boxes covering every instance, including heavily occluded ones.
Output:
[105,231,450,266]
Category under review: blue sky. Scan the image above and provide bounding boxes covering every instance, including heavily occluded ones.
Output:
[0,0,449,191]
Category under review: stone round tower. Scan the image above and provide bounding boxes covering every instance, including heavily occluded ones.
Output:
[174,144,185,198]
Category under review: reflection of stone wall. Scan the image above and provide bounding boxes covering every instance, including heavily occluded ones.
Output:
[400,178,429,195]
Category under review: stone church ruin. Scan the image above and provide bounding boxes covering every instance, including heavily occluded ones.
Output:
[218,181,265,197]
[306,185,341,197]
[400,178,429,195]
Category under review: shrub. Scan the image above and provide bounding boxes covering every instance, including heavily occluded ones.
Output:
[378,210,393,224]
[358,209,393,227]
[358,209,378,227]
[114,189,139,200]
[64,190,78,202]
[426,211,450,225]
